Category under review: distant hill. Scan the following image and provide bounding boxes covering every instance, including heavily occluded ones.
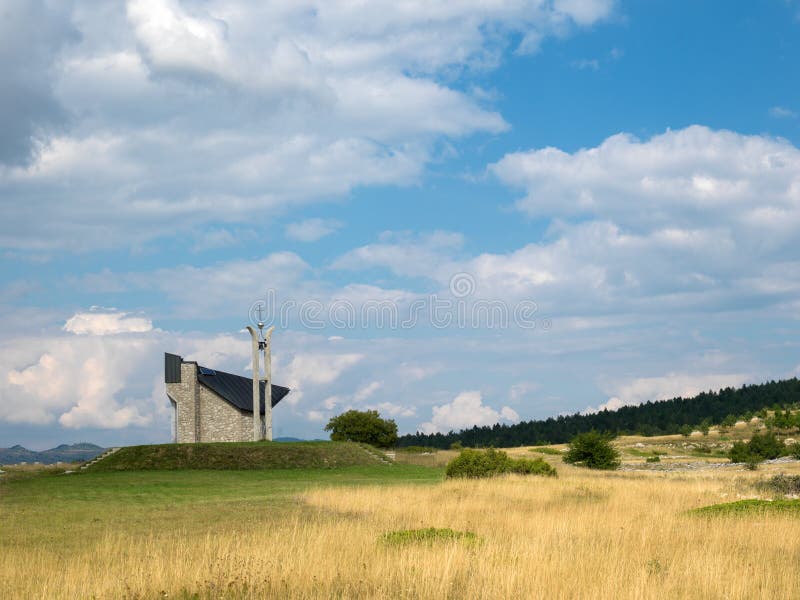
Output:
[399,378,800,448]
[0,443,105,465]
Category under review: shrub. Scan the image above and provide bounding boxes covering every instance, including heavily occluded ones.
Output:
[324,410,398,448]
[728,431,784,464]
[507,456,559,476]
[748,431,783,459]
[563,431,621,470]
[449,441,463,450]
[756,474,800,496]
[445,448,556,479]
[728,441,750,463]
[646,456,660,463]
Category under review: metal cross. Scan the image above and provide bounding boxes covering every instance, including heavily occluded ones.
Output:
[254,302,266,324]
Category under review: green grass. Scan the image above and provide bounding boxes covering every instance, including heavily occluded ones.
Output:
[0,464,444,554]
[691,498,800,517]
[625,448,666,458]
[396,446,439,454]
[92,441,385,471]
[530,447,563,455]
[381,527,480,546]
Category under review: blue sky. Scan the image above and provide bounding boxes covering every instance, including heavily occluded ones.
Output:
[2,0,800,449]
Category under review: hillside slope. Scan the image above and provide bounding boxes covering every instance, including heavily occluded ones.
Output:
[89,441,388,471]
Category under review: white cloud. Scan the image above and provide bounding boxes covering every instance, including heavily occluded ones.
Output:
[63,310,153,335]
[369,401,416,418]
[0,0,76,166]
[280,351,364,405]
[418,390,520,434]
[112,252,312,318]
[306,410,327,423]
[3,331,162,428]
[353,380,382,402]
[401,363,442,381]
[510,381,539,402]
[333,230,464,280]
[492,126,800,230]
[585,372,750,414]
[285,218,342,242]
[323,395,341,410]
[0,0,613,251]
[770,106,797,119]
[127,0,230,79]
[283,353,364,386]
[571,58,599,70]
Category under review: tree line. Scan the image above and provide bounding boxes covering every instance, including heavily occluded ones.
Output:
[398,378,800,448]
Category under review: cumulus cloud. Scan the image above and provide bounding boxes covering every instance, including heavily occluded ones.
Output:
[585,372,750,414]
[3,332,162,428]
[285,218,342,242]
[327,127,800,319]
[127,0,231,79]
[279,351,364,405]
[0,0,614,251]
[0,0,77,166]
[418,390,520,434]
[492,126,800,231]
[64,310,153,335]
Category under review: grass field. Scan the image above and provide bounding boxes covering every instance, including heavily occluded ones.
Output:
[3,440,800,599]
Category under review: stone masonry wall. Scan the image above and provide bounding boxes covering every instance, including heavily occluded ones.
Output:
[166,360,255,443]
[198,385,254,442]
[166,362,199,443]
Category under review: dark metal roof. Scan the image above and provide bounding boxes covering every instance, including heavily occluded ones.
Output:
[197,366,290,414]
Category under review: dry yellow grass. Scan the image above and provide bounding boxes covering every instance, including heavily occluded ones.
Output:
[3,461,800,599]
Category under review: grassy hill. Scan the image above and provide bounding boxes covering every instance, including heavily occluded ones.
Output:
[90,441,388,471]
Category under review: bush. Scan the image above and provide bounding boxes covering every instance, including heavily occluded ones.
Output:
[563,431,621,470]
[756,474,800,496]
[748,431,784,459]
[449,441,463,450]
[728,441,750,463]
[728,431,784,464]
[508,456,559,476]
[324,410,398,448]
[646,456,661,463]
[445,448,557,479]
